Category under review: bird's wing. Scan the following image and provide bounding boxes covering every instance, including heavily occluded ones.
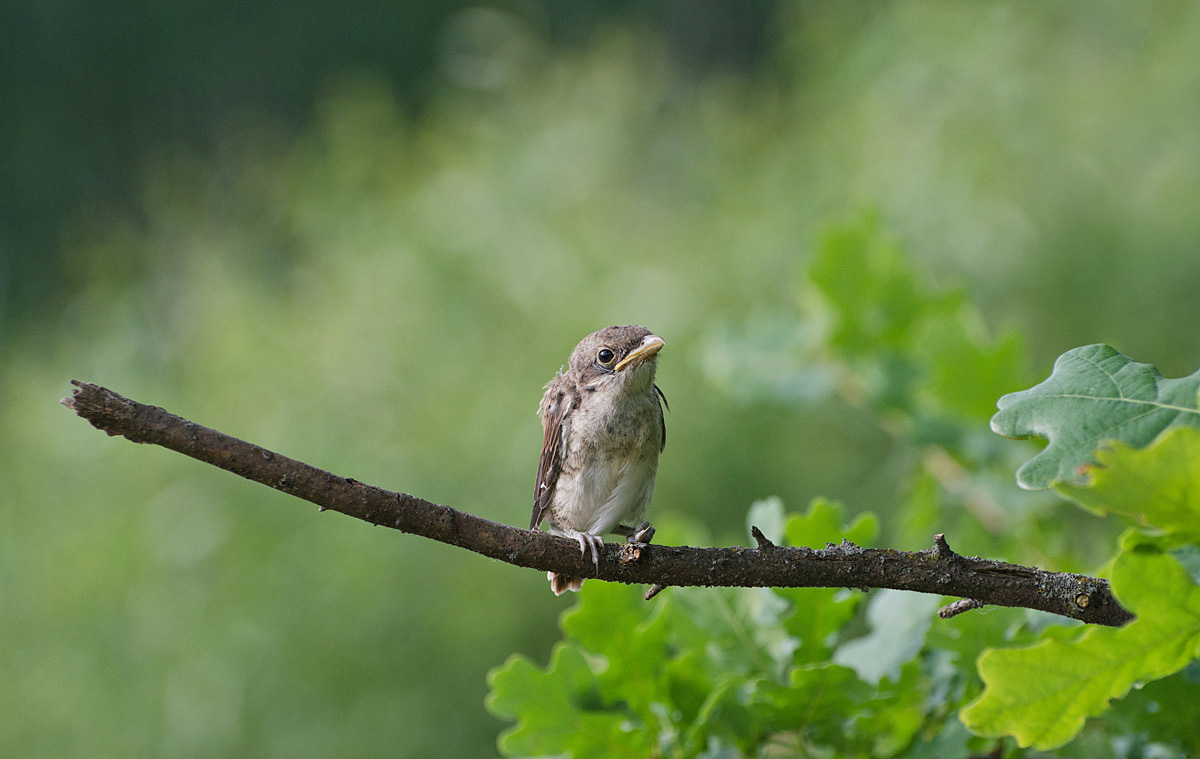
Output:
[531,378,574,530]
[654,383,668,452]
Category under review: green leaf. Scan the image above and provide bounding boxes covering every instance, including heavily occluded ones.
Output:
[754,660,925,756]
[855,661,928,756]
[560,578,671,698]
[675,673,751,755]
[915,315,1026,421]
[807,217,955,357]
[897,716,978,759]
[670,585,798,681]
[779,500,878,664]
[487,643,653,758]
[960,545,1200,750]
[991,344,1200,489]
[833,589,942,685]
[784,498,878,549]
[755,663,865,741]
[1055,426,1200,541]
[488,503,933,758]
[561,557,796,750]
[802,216,1029,431]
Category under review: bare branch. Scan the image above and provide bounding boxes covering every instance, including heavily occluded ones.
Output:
[61,381,1135,627]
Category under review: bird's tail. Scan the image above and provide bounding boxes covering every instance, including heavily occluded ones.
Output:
[548,572,584,595]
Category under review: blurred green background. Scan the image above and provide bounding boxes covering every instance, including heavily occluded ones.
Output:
[3,0,1199,756]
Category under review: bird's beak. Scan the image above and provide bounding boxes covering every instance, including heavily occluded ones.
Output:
[615,335,665,372]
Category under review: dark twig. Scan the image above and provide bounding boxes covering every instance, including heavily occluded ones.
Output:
[644,584,668,601]
[933,533,958,560]
[751,525,775,549]
[61,381,1136,627]
[938,598,987,619]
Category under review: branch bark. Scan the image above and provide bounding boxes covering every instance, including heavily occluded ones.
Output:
[61,381,1135,627]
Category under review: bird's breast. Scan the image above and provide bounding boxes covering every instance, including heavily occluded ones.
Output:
[550,452,658,535]
[574,389,662,455]
[548,388,663,535]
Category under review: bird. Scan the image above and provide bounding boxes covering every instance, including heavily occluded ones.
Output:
[531,325,668,595]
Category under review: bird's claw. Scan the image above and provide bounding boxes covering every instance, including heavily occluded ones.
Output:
[629,521,655,544]
[574,533,604,574]
[616,521,656,544]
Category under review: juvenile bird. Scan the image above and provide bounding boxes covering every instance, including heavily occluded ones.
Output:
[531,325,667,595]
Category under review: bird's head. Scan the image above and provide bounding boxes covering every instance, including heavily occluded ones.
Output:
[567,325,665,393]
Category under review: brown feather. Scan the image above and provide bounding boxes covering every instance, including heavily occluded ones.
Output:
[653,383,668,452]
[530,378,575,530]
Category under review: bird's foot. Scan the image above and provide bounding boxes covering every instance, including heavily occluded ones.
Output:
[631,521,655,544]
[617,521,655,544]
[573,532,605,574]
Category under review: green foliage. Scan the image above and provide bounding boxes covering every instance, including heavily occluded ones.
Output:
[1056,427,1200,542]
[833,590,942,686]
[487,501,943,758]
[488,643,652,758]
[961,358,1200,752]
[778,499,876,667]
[808,219,946,358]
[992,344,1200,489]
[804,218,1027,427]
[491,222,1200,757]
[962,545,1200,749]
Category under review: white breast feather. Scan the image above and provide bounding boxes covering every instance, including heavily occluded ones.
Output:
[550,454,657,536]
[588,456,657,534]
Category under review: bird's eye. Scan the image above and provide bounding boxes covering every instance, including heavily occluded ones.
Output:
[597,348,615,365]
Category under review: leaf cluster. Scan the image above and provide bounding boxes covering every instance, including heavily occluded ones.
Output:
[489,501,969,758]
[967,353,1200,750]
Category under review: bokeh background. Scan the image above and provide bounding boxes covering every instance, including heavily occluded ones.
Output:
[3,1,1199,756]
